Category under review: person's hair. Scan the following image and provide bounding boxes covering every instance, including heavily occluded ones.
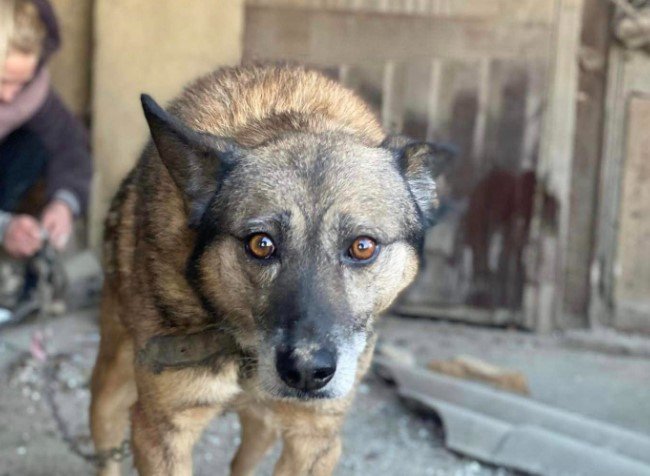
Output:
[0,1,15,75]
[9,0,46,56]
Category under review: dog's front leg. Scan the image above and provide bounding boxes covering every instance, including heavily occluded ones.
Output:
[231,406,280,476]
[131,400,218,476]
[129,365,235,476]
[271,406,346,476]
[274,430,342,476]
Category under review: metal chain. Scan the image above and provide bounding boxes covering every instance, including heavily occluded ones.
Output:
[42,353,131,467]
[92,439,132,468]
[2,242,127,467]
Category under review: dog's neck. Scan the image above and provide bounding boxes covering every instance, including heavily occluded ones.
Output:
[137,326,244,374]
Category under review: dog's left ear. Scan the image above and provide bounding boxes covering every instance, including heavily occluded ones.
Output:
[382,135,456,226]
[141,94,241,227]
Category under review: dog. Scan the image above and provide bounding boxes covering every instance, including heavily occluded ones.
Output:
[89,64,451,476]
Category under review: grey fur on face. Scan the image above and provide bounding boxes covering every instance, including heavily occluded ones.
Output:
[193,133,423,399]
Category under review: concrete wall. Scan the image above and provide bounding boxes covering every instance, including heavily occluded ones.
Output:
[49,0,93,117]
[90,0,244,246]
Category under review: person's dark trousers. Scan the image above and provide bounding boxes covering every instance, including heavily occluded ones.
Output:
[0,127,49,212]
[0,127,50,302]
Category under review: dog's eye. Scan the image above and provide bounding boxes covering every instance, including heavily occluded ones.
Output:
[246,233,276,260]
[348,236,378,262]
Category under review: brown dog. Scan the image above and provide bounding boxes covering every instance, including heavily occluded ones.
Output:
[89,65,450,475]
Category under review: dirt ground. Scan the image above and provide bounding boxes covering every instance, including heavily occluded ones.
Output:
[0,310,510,476]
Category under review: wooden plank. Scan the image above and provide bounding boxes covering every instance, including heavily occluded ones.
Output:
[562,0,611,326]
[244,7,554,64]
[590,45,627,327]
[243,4,310,62]
[338,63,350,84]
[524,0,584,332]
[393,303,518,326]
[484,60,528,171]
[402,61,433,139]
[441,60,479,189]
[245,0,557,25]
[471,59,530,179]
[381,61,406,133]
[471,58,490,165]
[614,96,650,327]
[521,61,546,170]
[590,50,650,330]
[339,62,384,114]
[425,59,442,141]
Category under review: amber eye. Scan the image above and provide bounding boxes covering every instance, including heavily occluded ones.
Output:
[348,236,378,262]
[246,233,276,260]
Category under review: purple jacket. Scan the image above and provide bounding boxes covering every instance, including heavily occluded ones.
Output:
[4,0,92,215]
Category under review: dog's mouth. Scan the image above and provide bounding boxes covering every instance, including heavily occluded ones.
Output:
[258,379,342,402]
[275,386,335,401]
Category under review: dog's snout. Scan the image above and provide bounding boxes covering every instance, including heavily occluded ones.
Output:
[275,347,337,392]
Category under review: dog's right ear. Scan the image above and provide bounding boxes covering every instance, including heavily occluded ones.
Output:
[383,134,456,226]
[141,94,240,227]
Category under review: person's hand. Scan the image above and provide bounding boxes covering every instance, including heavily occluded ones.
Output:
[2,215,43,258]
[41,200,73,250]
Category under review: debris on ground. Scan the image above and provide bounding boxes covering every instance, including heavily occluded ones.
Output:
[427,355,529,395]
[376,355,650,476]
[375,342,416,367]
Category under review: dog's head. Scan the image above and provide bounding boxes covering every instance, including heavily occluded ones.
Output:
[141,95,452,400]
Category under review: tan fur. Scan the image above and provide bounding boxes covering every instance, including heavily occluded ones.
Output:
[90,65,419,475]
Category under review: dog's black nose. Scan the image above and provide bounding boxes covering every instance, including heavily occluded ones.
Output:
[275,347,337,392]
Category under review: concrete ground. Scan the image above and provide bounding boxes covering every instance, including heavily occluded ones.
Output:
[1,309,648,475]
[0,310,509,476]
